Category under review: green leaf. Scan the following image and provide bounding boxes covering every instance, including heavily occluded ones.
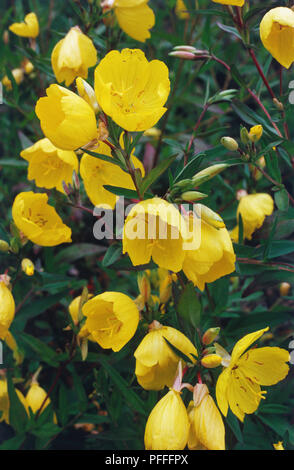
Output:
[139,153,178,195]
[102,243,122,267]
[274,189,289,212]
[19,333,61,366]
[177,282,202,328]
[7,372,29,434]
[81,147,125,169]
[54,243,106,264]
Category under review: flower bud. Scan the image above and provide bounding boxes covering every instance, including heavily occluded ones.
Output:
[201,354,222,369]
[76,77,100,114]
[202,327,220,345]
[273,441,284,450]
[192,163,230,186]
[137,272,151,304]
[169,51,196,60]
[280,282,291,297]
[159,273,173,304]
[240,127,250,145]
[249,125,263,142]
[273,98,284,111]
[0,240,10,253]
[180,191,207,202]
[194,204,225,229]
[220,137,239,151]
[21,258,34,276]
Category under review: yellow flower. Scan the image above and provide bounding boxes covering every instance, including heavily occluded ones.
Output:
[249,125,263,143]
[68,293,93,325]
[12,191,72,247]
[0,379,28,425]
[51,26,97,87]
[35,84,98,151]
[21,258,34,276]
[80,292,140,352]
[94,49,170,132]
[80,139,145,209]
[104,0,155,42]
[260,7,294,69]
[26,383,50,415]
[20,138,79,193]
[187,384,225,450]
[212,0,244,5]
[9,12,39,38]
[123,197,186,273]
[2,68,24,90]
[230,193,274,242]
[175,0,189,20]
[216,327,290,422]
[273,441,284,450]
[134,321,197,390]
[0,282,15,341]
[182,213,236,291]
[144,389,190,450]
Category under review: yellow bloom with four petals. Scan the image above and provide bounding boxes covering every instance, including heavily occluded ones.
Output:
[80,292,139,352]
[51,26,97,86]
[216,327,290,422]
[21,138,79,193]
[12,191,72,247]
[94,49,170,132]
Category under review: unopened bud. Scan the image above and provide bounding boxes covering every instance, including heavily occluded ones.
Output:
[280,282,291,297]
[273,98,284,111]
[0,240,10,252]
[76,77,100,114]
[192,163,230,186]
[72,170,80,191]
[137,272,151,304]
[3,30,9,44]
[220,137,239,151]
[201,354,222,369]
[10,237,20,254]
[194,204,225,229]
[202,327,220,345]
[180,191,207,202]
[248,125,263,143]
[240,127,250,145]
[159,274,173,304]
[169,51,196,60]
[21,258,34,276]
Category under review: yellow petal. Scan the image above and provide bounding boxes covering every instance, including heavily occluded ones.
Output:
[238,347,290,386]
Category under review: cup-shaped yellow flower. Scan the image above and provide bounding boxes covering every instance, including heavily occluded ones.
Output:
[12,191,72,247]
[123,198,187,273]
[144,388,190,450]
[260,7,294,69]
[80,140,145,209]
[35,84,98,150]
[134,321,197,390]
[230,193,274,242]
[21,138,79,193]
[94,49,170,132]
[80,292,139,352]
[104,0,155,42]
[0,282,15,341]
[182,213,236,291]
[0,379,28,425]
[51,26,97,86]
[187,384,225,450]
[9,12,39,38]
[216,327,290,422]
[212,0,244,5]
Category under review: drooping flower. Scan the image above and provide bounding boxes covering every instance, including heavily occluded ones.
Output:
[260,7,294,69]
[80,139,145,209]
[9,12,39,38]
[144,388,190,450]
[134,320,197,390]
[216,327,290,422]
[51,27,97,86]
[230,193,274,242]
[12,191,72,247]
[187,384,225,450]
[94,49,170,132]
[123,197,187,273]
[79,292,140,352]
[182,212,236,291]
[102,0,155,42]
[20,138,79,193]
[35,84,98,151]
[0,281,15,342]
